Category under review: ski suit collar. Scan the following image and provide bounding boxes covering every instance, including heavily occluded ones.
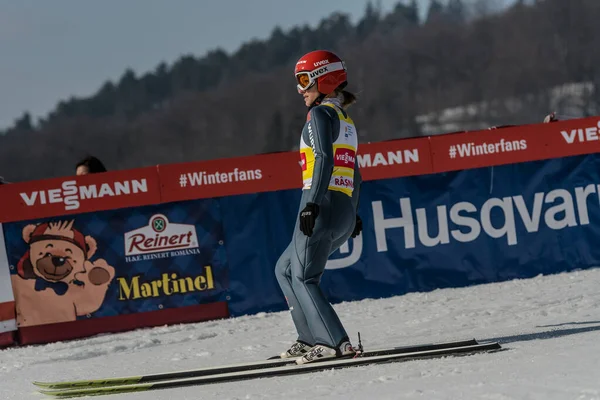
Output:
[321,96,343,109]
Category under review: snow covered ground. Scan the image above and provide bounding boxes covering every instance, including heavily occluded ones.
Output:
[2,267,600,400]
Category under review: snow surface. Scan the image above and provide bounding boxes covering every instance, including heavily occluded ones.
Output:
[2,268,600,400]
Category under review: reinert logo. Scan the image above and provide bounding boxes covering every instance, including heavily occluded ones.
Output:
[124,214,200,261]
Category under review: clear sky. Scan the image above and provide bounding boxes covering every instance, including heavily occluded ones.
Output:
[0,0,511,129]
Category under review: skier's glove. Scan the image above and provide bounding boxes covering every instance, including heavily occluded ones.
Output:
[351,215,363,238]
[300,202,319,237]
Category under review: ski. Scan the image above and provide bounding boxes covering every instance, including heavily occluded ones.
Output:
[38,342,501,398]
[33,338,478,390]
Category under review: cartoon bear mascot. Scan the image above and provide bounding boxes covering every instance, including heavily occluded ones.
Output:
[11,220,115,327]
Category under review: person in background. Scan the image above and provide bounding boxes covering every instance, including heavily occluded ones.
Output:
[543,112,559,123]
[75,156,107,176]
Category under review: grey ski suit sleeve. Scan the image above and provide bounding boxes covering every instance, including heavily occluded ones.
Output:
[303,105,336,206]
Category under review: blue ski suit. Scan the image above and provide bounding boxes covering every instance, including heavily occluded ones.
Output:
[275,98,362,349]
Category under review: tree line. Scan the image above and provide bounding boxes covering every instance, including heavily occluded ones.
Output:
[1,0,599,182]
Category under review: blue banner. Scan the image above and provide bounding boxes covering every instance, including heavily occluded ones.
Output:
[222,153,600,316]
[3,199,228,327]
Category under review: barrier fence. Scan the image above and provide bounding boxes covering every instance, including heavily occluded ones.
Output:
[1,116,600,346]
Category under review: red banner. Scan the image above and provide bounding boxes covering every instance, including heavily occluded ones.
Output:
[544,117,600,159]
[358,137,433,180]
[0,332,14,348]
[430,124,550,173]
[158,152,303,203]
[0,167,161,223]
[2,117,600,224]
[0,301,15,322]
[159,139,434,204]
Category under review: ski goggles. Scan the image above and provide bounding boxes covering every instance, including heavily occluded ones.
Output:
[295,61,345,92]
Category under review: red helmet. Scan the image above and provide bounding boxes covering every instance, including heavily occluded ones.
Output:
[294,50,347,95]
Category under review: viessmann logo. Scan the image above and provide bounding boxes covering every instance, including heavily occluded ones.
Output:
[561,120,600,143]
[124,214,200,262]
[20,179,148,211]
[357,149,420,168]
[334,148,356,167]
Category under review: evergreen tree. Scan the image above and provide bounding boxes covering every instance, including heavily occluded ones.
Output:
[13,112,33,132]
[426,0,445,23]
[357,1,381,38]
[446,0,466,23]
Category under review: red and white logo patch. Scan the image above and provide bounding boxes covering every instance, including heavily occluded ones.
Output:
[300,153,308,171]
[334,148,356,168]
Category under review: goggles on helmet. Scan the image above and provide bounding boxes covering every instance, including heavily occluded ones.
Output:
[295,61,345,92]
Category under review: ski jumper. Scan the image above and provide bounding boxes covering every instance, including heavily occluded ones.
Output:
[275,97,362,349]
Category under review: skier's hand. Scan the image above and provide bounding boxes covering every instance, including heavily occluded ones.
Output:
[300,203,319,237]
[351,215,363,238]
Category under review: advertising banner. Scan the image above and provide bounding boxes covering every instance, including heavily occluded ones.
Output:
[429,124,550,172]
[158,152,303,204]
[0,166,162,224]
[357,136,433,181]
[220,190,301,316]
[3,200,229,327]
[428,116,600,174]
[3,116,600,342]
[544,117,600,159]
[157,136,435,205]
[223,153,600,316]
